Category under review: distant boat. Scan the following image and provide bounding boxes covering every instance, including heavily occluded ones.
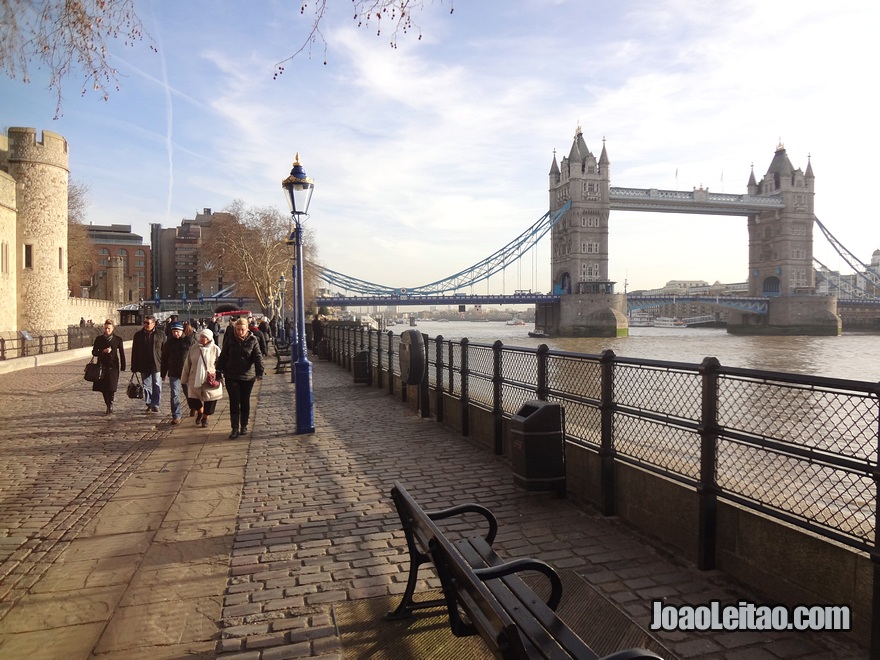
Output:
[528,330,549,338]
[506,317,526,326]
[628,311,654,327]
[654,317,686,328]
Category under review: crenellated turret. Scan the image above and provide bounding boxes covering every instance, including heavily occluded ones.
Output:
[4,127,70,331]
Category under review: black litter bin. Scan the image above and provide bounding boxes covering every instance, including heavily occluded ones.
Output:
[510,400,565,494]
[353,350,370,384]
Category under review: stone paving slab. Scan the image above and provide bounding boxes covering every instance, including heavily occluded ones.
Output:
[0,357,248,659]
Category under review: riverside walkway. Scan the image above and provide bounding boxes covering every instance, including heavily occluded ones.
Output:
[0,351,868,659]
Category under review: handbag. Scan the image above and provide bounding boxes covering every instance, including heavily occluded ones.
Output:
[84,357,102,382]
[126,372,144,399]
[201,351,221,390]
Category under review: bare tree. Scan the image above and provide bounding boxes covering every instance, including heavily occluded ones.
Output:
[0,1,451,115]
[203,200,320,317]
[67,179,96,293]
[0,0,153,118]
[274,0,454,75]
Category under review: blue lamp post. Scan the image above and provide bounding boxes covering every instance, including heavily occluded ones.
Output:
[278,274,286,344]
[282,153,315,434]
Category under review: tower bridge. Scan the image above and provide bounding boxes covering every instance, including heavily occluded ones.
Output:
[317,128,868,337]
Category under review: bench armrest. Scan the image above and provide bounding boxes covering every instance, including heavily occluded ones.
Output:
[474,557,563,611]
[599,650,665,660]
[428,504,498,545]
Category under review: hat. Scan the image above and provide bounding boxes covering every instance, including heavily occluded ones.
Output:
[198,328,214,340]
[170,322,184,331]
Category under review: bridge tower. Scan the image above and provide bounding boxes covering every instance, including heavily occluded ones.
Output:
[730,143,840,335]
[537,126,627,337]
[746,143,816,296]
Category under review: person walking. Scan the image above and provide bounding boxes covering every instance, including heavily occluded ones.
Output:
[217,317,264,439]
[248,318,269,357]
[181,328,222,428]
[131,314,166,413]
[160,322,193,425]
[311,314,324,355]
[91,318,125,414]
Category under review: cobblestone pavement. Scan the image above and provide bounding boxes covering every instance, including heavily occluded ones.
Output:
[217,360,868,660]
[0,353,869,659]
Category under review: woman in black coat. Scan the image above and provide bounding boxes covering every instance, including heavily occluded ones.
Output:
[217,317,264,439]
[92,318,126,414]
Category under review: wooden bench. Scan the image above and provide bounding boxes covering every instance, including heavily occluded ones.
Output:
[273,340,292,373]
[387,481,664,660]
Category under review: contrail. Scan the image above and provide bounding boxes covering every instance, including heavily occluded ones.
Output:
[152,15,174,223]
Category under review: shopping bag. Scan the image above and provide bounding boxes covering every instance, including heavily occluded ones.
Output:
[84,358,102,382]
[126,372,144,399]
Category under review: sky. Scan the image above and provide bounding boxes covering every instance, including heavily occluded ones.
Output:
[3,0,878,295]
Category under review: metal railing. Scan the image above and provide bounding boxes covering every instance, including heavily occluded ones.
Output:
[327,324,879,558]
[0,327,99,360]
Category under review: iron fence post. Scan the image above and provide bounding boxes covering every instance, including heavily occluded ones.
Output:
[492,340,503,455]
[376,328,384,390]
[872,384,880,658]
[367,328,373,387]
[0,337,5,360]
[697,356,721,570]
[460,338,470,437]
[387,331,395,396]
[536,343,549,400]
[419,333,430,418]
[435,336,444,423]
[599,349,616,516]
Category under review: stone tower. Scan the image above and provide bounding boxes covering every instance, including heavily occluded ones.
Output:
[746,143,815,296]
[4,128,69,331]
[549,126,612,295]
[539,126,626,337]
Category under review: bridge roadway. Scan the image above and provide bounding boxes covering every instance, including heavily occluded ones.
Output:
[0,349,867,658]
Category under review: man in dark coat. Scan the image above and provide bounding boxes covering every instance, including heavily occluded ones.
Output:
[160,322,192,424]
[131,315,166,413]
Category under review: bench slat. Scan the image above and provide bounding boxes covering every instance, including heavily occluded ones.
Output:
[388,481,664,660]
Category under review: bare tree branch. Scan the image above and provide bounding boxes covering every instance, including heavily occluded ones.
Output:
[0,0,154,118]
[274,0,453,77]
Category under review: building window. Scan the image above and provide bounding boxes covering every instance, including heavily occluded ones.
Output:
[135,249,145,256]
[59,247,63,270]
[24,244,33,269]
[1,241,7,273]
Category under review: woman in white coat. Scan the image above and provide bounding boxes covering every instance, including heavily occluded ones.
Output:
[181,328,223,428]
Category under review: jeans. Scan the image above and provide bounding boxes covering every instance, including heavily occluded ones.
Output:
[142,371,162,408]
[168,376,182,419]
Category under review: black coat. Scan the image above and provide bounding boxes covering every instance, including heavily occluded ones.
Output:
[161,335,193,379]
[91,333,126,393]
[217,332,264,381]
[131,327,165,373]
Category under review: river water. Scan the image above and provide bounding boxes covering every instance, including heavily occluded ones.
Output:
[397,321,880,383]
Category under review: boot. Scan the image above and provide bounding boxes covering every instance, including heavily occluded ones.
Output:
[107,402,113,414]
[240,416,248,435]
[229,415,240,439]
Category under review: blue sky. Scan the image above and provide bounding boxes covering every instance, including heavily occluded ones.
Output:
[3,0,877,294]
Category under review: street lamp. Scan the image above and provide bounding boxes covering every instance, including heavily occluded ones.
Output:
[282,153,315,434]
[278,274,286,344]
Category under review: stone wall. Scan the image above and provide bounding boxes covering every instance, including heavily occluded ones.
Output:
[0,169,16,333]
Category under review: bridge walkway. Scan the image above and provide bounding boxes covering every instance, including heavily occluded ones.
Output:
[0,352,866,658]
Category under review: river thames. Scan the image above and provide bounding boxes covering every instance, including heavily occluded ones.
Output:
[397,320,880,383]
